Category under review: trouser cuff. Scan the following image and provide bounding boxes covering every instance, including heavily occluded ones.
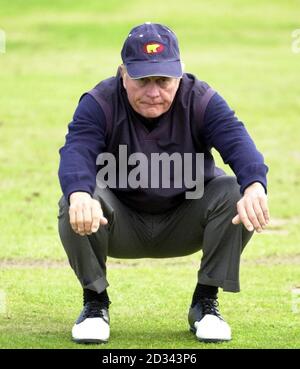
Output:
[83,276,109,294]
[198,273,240,293]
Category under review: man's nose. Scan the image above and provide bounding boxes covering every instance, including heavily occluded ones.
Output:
[146,82,160,98]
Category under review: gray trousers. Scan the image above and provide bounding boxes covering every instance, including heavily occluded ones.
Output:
[58,176,253,294]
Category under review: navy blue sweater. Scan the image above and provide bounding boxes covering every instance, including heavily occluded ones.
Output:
[59,89,268,208]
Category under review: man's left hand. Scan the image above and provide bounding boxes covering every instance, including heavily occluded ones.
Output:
[232,182,270,233]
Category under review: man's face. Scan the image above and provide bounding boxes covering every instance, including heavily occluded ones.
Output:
[122,70,181,119]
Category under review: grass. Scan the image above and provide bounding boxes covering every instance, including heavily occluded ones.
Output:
[1,261,299,349]
[0,0,300,348]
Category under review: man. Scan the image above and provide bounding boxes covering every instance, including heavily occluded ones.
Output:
[58,22,269,344]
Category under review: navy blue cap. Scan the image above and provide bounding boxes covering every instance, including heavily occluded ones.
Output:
[121,22,183,79]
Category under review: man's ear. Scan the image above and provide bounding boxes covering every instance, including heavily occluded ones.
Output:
[123,76,127,90]
[119,64,127,89]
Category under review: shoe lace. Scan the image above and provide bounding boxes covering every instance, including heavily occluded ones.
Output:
[199,297,221,317]
[83,301,107,319]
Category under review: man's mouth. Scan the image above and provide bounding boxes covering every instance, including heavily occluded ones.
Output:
[141,102,162,106]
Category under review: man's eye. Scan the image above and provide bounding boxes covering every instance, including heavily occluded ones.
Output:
[138,78,148,86]
[158,78,170,86]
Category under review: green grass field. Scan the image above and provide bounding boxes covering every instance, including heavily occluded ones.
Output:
[0,0,299,349]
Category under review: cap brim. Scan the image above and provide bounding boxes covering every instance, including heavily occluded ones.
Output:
[125,61,183,79]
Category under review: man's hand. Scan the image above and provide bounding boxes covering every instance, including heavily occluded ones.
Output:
[232,182,270,233]
[69,192,108,236]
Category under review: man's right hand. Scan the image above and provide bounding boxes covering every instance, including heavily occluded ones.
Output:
[69,192,108,236]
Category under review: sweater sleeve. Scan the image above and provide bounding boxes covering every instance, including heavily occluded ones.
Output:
[203,93,268,194]
[58,93,107,202]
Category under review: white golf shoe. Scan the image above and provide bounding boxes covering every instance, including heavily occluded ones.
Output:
[188,297,231,342]
[72,301,110,344]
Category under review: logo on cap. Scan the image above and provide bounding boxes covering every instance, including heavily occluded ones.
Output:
[144,42,164,54]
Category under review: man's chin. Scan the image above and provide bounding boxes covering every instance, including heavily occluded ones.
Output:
[140,108,165,119]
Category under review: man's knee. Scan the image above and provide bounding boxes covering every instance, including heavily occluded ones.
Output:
[57,195,69,221]
[210,176,241,203]
[203,176,241,221]
[222,176,241,202]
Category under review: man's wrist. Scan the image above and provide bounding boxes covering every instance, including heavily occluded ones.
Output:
[69,191,92,203]
[244,181,265,194]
